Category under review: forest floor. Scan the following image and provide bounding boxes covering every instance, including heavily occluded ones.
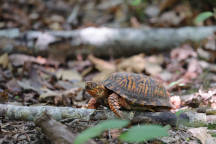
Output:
[1,0,216,144]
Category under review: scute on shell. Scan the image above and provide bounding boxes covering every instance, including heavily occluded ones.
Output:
[103,72,171,108]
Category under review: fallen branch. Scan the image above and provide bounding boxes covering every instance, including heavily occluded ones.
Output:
[35,111,96,144]
[0,104,95,121]
[1,104,216,127]
[1,26,216,57]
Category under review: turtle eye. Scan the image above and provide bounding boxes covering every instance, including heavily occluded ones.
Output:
[85,81,97,89]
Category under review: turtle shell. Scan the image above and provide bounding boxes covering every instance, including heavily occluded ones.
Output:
[103,72,171,108]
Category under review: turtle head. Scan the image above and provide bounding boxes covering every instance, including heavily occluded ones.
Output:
[85,81,108,99]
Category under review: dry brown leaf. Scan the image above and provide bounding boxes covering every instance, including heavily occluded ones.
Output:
[0,53,9,69]
[117,54,163,76]
[88,55,116,72]
[159,0,178,12]
[204,35,216,51]
[56,69,82,82]
[6,79,22,95]
[144,62,163,76]
[0,89,9,103]
[157,70,173,82]
[181,88,216,108]
[109,129,121,139]
[144,55,164,76]
[171,44,197,61]
[188,127,216,144]
[130,17,141,28]
[9,54,59,67]
[92,71,112,82]
[117,54,146,73]
[39,87,82,106]
[183,58,202,80]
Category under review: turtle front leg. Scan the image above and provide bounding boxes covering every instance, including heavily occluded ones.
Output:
[108,93,123,118]
[87,98,97,109]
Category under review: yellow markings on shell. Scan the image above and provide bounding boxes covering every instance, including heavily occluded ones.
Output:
[127,76,132,91]
[138,80,145,95]
[132,79,136,92]
[160,87,164,96]
[119,78,126,88]
[154,85,159,97]
[138,84,142,95]
[144,79,149,96]
[141,81,146,95]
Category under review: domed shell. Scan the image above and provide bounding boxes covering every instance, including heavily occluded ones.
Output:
[103,72,171,108]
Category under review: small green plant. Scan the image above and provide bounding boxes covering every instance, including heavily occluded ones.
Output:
[74,119,129,144]
[167,79,184,89]
[207,123,216,130]
[15,95,20,99]
[74,119,169,144]
[119,125,169,143]
[175,109,186,117]
[175,109,189,128]
[130,0,142,6]
[194,11,214,24]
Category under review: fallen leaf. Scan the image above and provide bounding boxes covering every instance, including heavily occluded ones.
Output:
[108,129,121,139]
[181,88,216,108]
[17,80,43,94]
[117,54,146,73]
[204,35,216,51]
[171,44,197,61]
[6,79,22,95]
[39,87,82,106]
[144,62,163,76]
[92,71,112,82]
[183,58,202,80]
[159,0,178,13]
[150,11,184,26]
[188,127,216,144]
[88,55,116,72]
[0,53,9,69]
[56,69,82,82]
[9,54,59,67]
[0,89,9,103]
[157,70,173,82]
[144,55,164,76]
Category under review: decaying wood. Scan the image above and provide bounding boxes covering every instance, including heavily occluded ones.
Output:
[1,26,216,57]
[35,111,96,144]
[1,104,216,127]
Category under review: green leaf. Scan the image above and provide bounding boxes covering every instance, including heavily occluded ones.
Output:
[130,0,142,6]
[74,119,129,144]
[194,11,213,24]
[119,125,169,142]
[167,79,183,88]
[175,109,186,117]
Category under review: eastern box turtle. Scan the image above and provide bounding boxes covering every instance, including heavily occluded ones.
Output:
[86,72,172,118]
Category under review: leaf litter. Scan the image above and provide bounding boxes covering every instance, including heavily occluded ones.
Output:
[1,0,216,143]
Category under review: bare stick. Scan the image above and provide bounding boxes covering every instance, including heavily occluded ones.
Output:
[1,104,216,127]
[35,111,96,144]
